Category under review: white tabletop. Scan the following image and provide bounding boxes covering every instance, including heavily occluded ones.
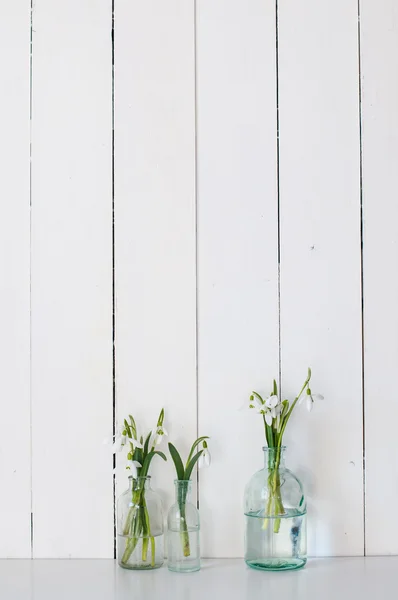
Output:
[2,557,395,599]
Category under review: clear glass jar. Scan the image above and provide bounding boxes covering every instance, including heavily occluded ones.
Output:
[244,446,307,571]
[167,480,200,572]
[117,476,164,570]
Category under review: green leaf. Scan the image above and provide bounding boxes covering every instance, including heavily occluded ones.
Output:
[133,447,143,465]
[124,419,131,438]
[184,450,203,481]
[168,443,185,480]
[128,415,137,439]
[154,450,167,461]
[252,391,264,404]
[272,379,278,396]
[281,399,289,417]
[140,450,167,477]
[186,436,209,467]
[143,431,152,457]
[266,422,274,447]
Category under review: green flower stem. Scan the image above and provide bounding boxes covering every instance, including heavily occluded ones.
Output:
[121,487,155,567]
[122,536,139,564]
[178,484,191,557]
[180,504,191,557]
[141,497,155,566]
[263,447,285,532]
[277,370,311,445]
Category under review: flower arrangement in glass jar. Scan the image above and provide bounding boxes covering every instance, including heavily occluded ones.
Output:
[244,368,324,570]
[167,437,211,572]
[114,409,167,570]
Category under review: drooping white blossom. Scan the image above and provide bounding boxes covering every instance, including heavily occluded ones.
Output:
[126,460,142,479]
[153,425,168,447]
[198,442,211,469]
[306,391,324,412]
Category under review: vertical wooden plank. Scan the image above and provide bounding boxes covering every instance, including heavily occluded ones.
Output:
[197,0,279,557]
[31,0,113,557]
[361,0,398,555]
[278,0,363,555]
[0,2,31,558]
[114,0,197,513]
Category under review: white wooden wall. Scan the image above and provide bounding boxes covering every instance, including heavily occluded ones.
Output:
[0,0,396,558]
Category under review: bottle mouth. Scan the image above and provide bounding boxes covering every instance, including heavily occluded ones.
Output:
[262,446,286,451]
[128,475,151,480]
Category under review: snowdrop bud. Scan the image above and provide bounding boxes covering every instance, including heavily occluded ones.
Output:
[157,408,165,427]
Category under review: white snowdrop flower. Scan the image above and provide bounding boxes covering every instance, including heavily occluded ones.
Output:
[153,426,168,446]
[198,442,211,469]
[126,460,142,479]
[305,390,324,412]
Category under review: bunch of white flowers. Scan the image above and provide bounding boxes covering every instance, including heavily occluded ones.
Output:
[249,368,324,447]
[112,409,167,478]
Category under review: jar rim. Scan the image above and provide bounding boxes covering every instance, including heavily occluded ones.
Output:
[128,475,151,480]
[262,445,286,451]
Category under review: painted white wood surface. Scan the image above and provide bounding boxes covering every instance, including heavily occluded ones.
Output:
[3,558,398,599]
[1,0,398,560]
[0,1,31,558]
[278,0,363,555]
[360,0,398,555]
[114,0,197,512]
[30,0,114,557]
[197,0,279,558]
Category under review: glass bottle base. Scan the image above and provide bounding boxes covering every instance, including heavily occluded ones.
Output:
[245,557,307,571]
[168,564,201,573]
[118,561,163,571]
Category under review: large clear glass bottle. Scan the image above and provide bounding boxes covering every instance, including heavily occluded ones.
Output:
[244,446,307,571]
[117,476,164,570]
[167,480,200,572]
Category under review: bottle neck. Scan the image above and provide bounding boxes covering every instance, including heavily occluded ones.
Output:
[174,480,192,502]
[263,446,286,470]
[129,476,151,492]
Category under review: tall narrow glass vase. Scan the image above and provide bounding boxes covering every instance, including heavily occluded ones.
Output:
[117,476,164,570]
[167,480,200,572]
[244,446,307,571]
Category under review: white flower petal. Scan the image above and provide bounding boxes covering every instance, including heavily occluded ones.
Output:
[199,449,211,469]
[154,433,163,446]
[306,396,313,412]
[265,395,279,409]
[265,412,273,426]
[161,427,168,437]
[313,393,324,401]
[112,435,124,454]
[129,460,142,479]
[253,397,263,410]
[131,439,143,449]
